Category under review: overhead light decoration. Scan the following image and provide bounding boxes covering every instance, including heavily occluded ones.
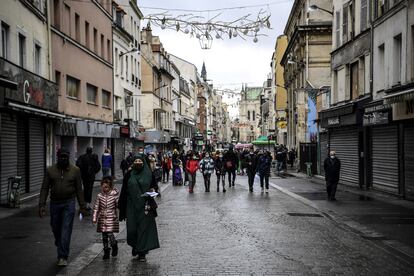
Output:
[144,9,271,49]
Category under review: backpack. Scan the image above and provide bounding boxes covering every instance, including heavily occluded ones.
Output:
[226,161,233,169]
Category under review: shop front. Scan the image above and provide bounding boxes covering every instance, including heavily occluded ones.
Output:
[0,58,59,202]
[144,130,171,153]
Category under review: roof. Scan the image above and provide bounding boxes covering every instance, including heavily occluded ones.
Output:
[244,87,262,100]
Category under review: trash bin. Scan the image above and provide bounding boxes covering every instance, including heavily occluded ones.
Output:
[7,176,22,208]
[305,162,313,177]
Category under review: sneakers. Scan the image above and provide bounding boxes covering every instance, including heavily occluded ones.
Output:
[265,188,269,193]
[138,255,147,262]
[56,258,68,267]
[261,187,264,193]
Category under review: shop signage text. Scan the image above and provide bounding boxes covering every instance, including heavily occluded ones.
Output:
[327,117,340,126]
[363,111,390,126]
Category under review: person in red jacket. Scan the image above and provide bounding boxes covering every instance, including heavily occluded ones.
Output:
[162,155,172,183]
[186,154,199,193]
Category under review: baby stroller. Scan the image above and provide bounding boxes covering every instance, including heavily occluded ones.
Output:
[172,165,183,186]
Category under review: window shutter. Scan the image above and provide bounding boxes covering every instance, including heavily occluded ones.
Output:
[361,0,367,31]
[342,4,348,43]
[336,11,341,47]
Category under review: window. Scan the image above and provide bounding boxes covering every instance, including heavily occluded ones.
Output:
[393,34,402,84]
[86,83,97,104]
[126,56,128,80]
[115,10,123,27]
[18,33,26,68]
[102,90,111,107]
[253,111,255,121]
[34,44,41,74]
[247,111,250,120]
[53,0,60,28]
[85,21,90,48]
[359,57,366,95]
[75,13,80,41]
[107,39,110,62]
[361,0,367,31]
[114,48,118,73]
[93,28,97,53]
[378,44,385,89]
[350,62,359,100]
[342,4,348,43]
[66,75,80,98]
[120,53,124,76]
[1,22,9,59]
[64,4,70,35]
[55,71,61,95]
[100,34,104,57]
[335,11,340,48]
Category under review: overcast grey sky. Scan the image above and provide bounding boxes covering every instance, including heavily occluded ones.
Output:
[139,0,294,116]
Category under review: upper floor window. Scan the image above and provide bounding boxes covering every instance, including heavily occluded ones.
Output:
[393,34,402,84]
[53,0,60,29]
[87,83,98,104]
[1,22,9,59]
[75,13,80,41]
[66,75,80,99]
[34,44,41,75]
[85,21,90,48]
[335,11,340,48]
[18,33,26,68]
[102,90,111,108]
[361,0,368,31]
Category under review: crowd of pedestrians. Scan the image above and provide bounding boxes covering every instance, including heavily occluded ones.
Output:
[37,143,340,267]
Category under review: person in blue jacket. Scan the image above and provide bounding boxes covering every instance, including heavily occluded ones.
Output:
[102,148,113,178]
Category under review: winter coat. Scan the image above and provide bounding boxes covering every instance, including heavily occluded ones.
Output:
[224,150,239,171]
[162,158,172,170]
[76,153,101,181]
[93,188,119,233]
[257,154,272,176]
[324,157,341,183]
[199,157,215,175]
[102,153,113,169]
[186,159,199,175]
[214,158,226,175]
[242,153,258,174]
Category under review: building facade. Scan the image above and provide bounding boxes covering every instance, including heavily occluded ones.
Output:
[238,85,262,143]
[0,0,59,201]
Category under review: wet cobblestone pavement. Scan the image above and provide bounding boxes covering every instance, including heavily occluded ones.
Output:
[78,175,414,275]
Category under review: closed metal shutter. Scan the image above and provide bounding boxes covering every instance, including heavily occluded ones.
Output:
[114,138,125,179]
[329,127,359,186]
[28,118,45,195]
[372,125,399,194]
[0,113,17,203]
[17,117,27,194]
[320,132,328,176]
[404,125,414,199]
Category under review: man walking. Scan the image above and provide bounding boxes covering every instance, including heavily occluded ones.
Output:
[224,145,239,187]
[199,152,215,192]
[101,148,113,178]
[39,148,87,266]
[76,147,101,210]
[243,147,258,192]
[324,150,341,201]
[257,150,272,193]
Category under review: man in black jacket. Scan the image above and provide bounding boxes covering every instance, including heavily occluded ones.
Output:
[76,147,101,209]
[243,147,258,192]
[324,150,341,200]
[224,145,239,187]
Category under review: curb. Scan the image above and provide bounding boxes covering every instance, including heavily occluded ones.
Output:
[269,181,414,265]
[57,181,171,276]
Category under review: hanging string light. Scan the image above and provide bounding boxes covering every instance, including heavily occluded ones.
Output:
[144,9,271,49]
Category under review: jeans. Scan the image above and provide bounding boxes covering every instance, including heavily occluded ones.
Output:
[50,199,76,259]
[203,174,211,191]
[326,181,338,199]
[227,169,236,186]
[247,170,255,191]
[189,173,196,191]
[102,232,117,249]
[162,168,170,182]
[260,174,269,189]
[216,174,226,190]
[102,167,111,178]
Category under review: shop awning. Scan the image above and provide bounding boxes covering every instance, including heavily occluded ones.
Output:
[251,135,276,145]
[8,101,66,119]
[383,88,414,104]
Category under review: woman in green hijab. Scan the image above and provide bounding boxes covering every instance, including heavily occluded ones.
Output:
[119,154,160,261]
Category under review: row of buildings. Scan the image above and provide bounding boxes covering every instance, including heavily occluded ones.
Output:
[265,0,414,200]
[0,0,230,203]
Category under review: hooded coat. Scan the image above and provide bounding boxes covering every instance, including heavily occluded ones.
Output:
[118,155,160,253]
[92,188,119,233]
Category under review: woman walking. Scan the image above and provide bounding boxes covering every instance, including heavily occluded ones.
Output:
[214,151,226,192]
[186,154,199,193]
[199,152,215,192]
[119,154,160,262]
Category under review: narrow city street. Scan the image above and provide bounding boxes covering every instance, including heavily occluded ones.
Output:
[63,174,414,275]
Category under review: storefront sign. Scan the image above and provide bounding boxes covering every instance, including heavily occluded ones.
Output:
[365,103,391,114]
[363,111,390,126]
[0,57,58,111]
[327,117,340,126]
[393,100,414,121]
[120,126,130,136]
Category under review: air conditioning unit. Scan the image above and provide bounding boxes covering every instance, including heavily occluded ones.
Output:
[114,109,122,121]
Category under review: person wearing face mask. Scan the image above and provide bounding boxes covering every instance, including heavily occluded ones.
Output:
[199,152,215,192]
[257,150,272,193]
[39,148,87,267]
[119,154,160,262]
[324,150,341,201]
[214,151,226,192]
[243,147,258,192]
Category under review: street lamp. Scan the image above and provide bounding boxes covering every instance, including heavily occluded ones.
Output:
[308,4,333,15]
[119,48,140,57]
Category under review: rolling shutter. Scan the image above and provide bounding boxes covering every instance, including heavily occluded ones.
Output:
[1,113,17,203]
[320,132,328,176]
[371,125,399,194]
[28,118,45,195]
[404,125,414,199]
[17,117,27,194]
[114,138,125,179]
[329,127,359,186]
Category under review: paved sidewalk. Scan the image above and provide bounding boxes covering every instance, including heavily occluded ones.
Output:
[266,172,414,260]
